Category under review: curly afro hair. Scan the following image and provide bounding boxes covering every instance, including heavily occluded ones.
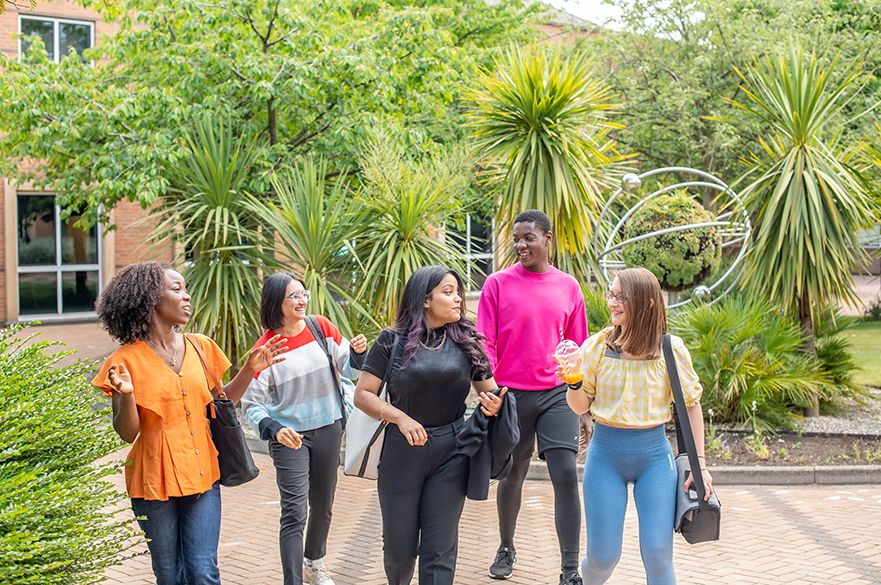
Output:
[96,262,169,345]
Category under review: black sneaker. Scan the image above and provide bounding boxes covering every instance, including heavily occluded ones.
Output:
[488,545,517,579]
[559,573,583,585]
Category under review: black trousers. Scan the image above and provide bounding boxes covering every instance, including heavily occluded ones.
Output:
[377,420,469,585]
[497,386,581,574]
[269,419,342,585]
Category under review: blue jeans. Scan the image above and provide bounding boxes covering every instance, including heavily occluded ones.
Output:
[582,424,677,585]
[131,482,222,585]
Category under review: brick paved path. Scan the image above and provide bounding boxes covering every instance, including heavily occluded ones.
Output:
[103,452,881,585]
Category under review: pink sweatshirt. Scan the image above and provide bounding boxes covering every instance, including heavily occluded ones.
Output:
[476,263,588,390]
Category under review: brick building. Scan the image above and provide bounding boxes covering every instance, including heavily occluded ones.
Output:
[0,1,172,324]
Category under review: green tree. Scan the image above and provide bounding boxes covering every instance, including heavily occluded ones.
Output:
[247,159,375,337]
[354,133,471,324]
[580,0,881,182]
[728,46,878,413]
[0,0,535,225]
[469,45,625,280]
[150,115,264,367]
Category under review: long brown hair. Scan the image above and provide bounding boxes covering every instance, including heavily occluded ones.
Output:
[606,267,666,358]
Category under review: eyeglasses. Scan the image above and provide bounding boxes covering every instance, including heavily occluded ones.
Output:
[287,291,312,302]
[604,291,628,304]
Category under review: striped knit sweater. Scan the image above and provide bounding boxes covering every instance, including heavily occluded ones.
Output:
[242,315,363,439]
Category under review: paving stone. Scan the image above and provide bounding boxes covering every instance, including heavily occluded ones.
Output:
[102,452,881,584]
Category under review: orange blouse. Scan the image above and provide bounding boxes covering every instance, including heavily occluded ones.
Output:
[92,334,231,501]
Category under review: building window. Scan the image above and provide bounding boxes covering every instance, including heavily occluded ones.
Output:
[450,213,494,292]
[19,15,94,62]
[17,195,101,318]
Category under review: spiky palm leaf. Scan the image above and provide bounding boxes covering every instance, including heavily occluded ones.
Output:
[728,46,877,343]
[469,45,626,279]
[355,136,470,324]
[246,159,376,337]
[151,115,263,367]
[671,295,830,429]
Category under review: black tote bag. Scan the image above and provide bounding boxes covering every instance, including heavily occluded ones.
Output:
[186,334,260,487]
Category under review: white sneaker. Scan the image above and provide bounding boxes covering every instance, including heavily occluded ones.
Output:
[303,558,336,585]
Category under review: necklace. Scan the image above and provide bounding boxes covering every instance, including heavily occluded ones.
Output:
[419,329,447,351]
[146,335,180,367]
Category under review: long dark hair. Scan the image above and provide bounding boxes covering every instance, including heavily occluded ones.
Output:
[260,271,307,331]
[390,265,490,377]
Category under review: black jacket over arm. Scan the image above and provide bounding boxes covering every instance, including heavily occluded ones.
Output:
[455,391,520,501]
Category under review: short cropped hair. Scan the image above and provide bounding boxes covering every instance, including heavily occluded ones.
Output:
[513,209,552,234]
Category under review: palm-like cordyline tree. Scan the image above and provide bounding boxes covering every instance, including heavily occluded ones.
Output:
[151,115,263,369]
[728,46,878,413]
[246,159,376,337]
[469,45,625,280]
[355,134,470,324]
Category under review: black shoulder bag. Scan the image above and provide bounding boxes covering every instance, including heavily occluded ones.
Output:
[662,333,721,544]
[186,334,260,487]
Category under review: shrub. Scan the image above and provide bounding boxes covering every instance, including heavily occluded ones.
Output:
[864,296,881,321]
[583,284,611,334]
[814,310,869,410]
[670,295,829,430]
[0,325,134,584]
[622,189,722,291]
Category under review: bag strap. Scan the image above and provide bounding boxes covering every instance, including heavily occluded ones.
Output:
[185,334,225,400]
[662,333,710,505]
[380,332,400,400]
[304,316,346,421]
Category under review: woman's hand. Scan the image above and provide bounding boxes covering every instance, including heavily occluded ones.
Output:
[579,413,593,447]
[107,364,134,395]
[351,334,368,354]
[246,334,288,373]
[395,415,428,447]
[275,427,303,449]
[683,467,714,500]
[478,387,508,417]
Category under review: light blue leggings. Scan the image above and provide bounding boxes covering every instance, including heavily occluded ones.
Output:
[582,423,677,585]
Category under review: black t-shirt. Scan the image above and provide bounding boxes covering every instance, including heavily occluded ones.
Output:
[362,327,493,428]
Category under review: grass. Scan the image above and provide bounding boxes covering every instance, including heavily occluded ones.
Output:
[839,319,881,387]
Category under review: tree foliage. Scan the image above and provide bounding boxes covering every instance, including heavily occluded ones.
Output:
[579,0,881,182]
[469,44,626,280]
[0,0,536,224]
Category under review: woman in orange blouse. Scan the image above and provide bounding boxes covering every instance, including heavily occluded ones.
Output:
[92,262,286,585]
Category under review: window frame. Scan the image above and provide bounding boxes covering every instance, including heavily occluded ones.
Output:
[18,14,95,63]
[462,213,494,293]
[15,193,103,319]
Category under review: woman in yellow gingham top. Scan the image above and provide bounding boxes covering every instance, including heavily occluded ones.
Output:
[564,268,712,585]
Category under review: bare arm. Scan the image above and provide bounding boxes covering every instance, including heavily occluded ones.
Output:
[472,377,507,417]
[111,392,140,443]
[566,386,594,416]
[106,364,139,443]
[684,401,714,499]
[222,365,257,403]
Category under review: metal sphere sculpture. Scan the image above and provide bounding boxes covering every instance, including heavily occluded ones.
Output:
[594,167,751,309]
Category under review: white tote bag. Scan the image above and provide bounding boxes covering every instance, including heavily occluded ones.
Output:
[344,334,398,480]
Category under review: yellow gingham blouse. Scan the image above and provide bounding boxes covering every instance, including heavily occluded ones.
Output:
[579,327,703,427]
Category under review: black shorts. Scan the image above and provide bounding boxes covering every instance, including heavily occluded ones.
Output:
[509,384,579,461]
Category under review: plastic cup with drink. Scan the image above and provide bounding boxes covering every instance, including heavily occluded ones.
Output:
[554,338,583,385]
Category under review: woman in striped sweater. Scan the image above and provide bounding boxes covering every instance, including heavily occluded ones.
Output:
[242,272,367,585]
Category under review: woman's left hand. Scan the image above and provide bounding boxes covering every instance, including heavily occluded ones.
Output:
[351,334,368,354]
[683,467,714,501]
[245,334,288,373]
[478,387,508,417]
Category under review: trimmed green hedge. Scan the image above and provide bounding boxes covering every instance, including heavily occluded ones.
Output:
[0,325,134,584]
[623,190,721,291]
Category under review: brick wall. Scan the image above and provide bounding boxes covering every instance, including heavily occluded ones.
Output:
[112,200,174,271]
